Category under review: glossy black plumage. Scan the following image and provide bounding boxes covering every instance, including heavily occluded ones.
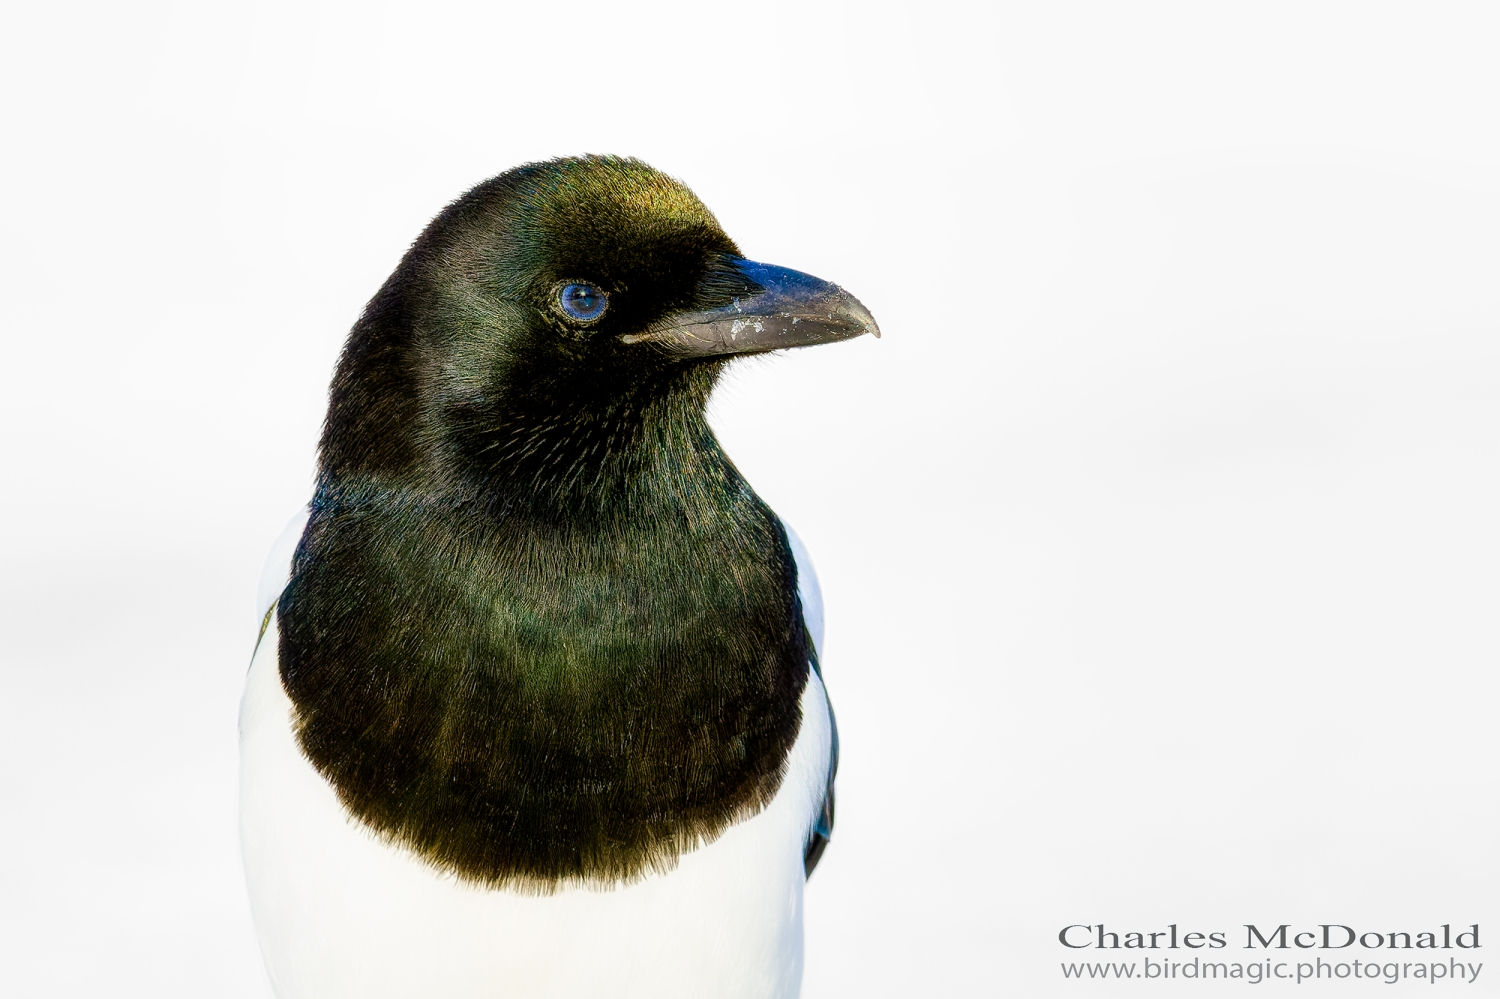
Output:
[275,157,858,889]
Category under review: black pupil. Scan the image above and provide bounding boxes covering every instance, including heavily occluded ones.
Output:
[563,284,603,319]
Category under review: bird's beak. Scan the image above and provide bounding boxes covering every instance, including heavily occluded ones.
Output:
[621,258,880,358]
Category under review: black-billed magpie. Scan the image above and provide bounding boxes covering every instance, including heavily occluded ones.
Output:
[241,155,876,999]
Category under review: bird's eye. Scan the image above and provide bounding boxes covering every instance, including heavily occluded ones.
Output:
[558,283,608,322]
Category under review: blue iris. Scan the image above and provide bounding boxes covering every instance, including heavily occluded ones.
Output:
[559,283,608,322]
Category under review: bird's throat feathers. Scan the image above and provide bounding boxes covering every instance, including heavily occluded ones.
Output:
[278,435,812,890]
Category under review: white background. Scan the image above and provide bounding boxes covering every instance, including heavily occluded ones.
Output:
[3,2,1497,995]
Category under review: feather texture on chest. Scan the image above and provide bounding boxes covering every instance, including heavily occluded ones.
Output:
[277,482,813,889]
[241,612,831,999]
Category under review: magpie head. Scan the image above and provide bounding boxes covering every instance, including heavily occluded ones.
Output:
[319,155,877,499]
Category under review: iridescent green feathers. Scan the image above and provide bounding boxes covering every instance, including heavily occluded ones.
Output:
[278,158,815,888]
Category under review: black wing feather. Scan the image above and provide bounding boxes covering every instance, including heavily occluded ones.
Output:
[803,652,838,876]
